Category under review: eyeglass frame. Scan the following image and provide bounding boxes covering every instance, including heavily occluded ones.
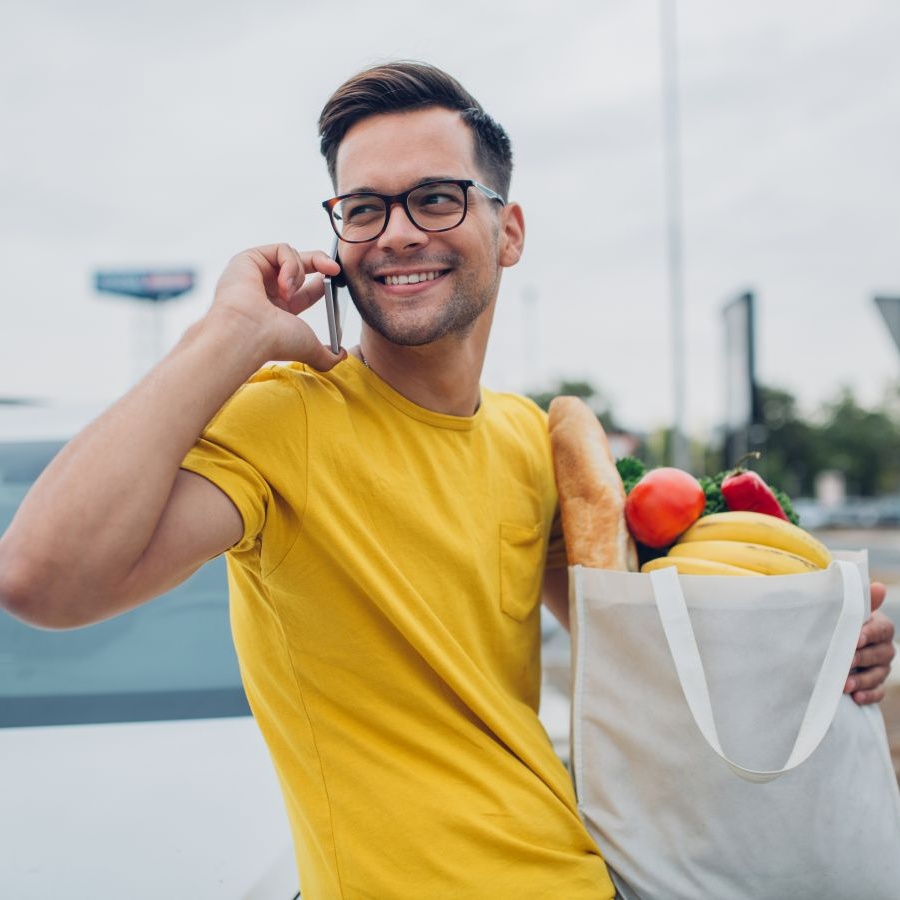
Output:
[321,178,506,243]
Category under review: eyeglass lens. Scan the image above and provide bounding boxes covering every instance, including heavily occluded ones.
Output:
[331,182,467,241]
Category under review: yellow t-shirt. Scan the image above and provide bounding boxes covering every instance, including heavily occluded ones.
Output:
[182,357,613,899]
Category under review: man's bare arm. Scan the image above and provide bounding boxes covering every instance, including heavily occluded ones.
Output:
[542,567,569,632]
[0,244,344,628]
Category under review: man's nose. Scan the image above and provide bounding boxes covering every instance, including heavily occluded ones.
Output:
[376,201,428,251]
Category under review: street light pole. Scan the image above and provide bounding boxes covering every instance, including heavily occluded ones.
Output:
[660,0,689,470]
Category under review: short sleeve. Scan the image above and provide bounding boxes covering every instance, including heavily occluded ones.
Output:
[179,375,292,554]
[182,435,270,554]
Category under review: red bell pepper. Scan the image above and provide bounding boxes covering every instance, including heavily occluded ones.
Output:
[720,453,789,520]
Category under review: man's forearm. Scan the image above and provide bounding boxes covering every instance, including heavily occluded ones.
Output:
[0,310,268,622]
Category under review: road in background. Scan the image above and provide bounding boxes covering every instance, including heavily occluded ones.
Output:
[817,529,900,629]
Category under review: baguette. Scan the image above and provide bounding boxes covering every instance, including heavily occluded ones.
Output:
[548,396,637,571]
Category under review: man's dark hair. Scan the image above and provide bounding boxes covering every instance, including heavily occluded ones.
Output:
[318,60,513,200]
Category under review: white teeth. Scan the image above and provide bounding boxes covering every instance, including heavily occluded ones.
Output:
[384,271,439,285]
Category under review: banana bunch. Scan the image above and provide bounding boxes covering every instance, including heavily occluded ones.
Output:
[640,510,832,576]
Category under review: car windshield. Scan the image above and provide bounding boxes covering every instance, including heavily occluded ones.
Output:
[0,440,248,727]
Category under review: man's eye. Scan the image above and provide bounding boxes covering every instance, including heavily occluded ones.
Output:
[414,188,464,214]
[420,191,460,207]
[342,199,383,223]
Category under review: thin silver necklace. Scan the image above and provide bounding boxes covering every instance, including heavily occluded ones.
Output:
[359,349,370,369]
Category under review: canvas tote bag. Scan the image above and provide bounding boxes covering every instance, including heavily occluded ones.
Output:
[570,553,900,899]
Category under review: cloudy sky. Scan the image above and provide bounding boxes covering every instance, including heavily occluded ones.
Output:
[1,0,898,436]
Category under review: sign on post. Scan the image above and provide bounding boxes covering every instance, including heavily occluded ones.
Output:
[94,269,196,382]
[722,291,761,465]
[95,270,195,302]
[874,296,900,357]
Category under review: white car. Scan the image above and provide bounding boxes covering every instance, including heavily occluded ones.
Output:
[0,406,298,899]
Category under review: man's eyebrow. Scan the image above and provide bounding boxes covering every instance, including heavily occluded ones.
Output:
[341,175,461,195]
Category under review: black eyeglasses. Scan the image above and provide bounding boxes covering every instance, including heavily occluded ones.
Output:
[322,179,506,243]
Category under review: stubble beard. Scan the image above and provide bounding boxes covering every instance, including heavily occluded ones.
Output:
[345,256,500,347]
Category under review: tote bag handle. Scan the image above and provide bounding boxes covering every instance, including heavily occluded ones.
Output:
[649,561,865,784]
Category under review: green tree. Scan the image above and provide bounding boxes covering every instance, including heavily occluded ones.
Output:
[816,387,900,496]
[877,378,900,424]
[526,379,655,465]
[753,386,822,497]
[526,380,621,434]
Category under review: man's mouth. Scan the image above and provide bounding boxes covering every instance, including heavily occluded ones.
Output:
[378,270,448,286]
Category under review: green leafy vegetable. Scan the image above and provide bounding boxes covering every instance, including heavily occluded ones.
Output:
[770,486,800,526]
[698,472,728,517]
[616,456,647,495]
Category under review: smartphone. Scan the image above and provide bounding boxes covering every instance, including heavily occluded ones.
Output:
[323,238,346,353]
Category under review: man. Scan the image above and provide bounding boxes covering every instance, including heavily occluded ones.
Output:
[0,62,894,898]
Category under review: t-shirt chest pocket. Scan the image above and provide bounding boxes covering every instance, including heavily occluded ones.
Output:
[498,522,545,622]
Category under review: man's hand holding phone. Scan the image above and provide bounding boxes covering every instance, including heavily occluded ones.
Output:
[210,243,346,372]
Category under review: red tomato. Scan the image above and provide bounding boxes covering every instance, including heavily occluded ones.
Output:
[624,467,706,548]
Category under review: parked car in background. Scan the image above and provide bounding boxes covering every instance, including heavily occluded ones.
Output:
[874,495,900,528]
[0,405,297,899]
[793,495,900,530]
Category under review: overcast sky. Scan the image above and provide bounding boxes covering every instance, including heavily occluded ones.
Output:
[1,0,898,436]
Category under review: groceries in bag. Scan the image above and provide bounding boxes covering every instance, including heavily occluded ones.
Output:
[642,510,833,576]
[547,395,826,578]
[547,396,637,571]
[547,397,900,898]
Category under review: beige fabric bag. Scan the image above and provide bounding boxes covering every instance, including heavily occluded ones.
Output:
[570,553,900,899]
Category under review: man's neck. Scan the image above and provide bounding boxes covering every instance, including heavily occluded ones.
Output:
[355,330,488,417]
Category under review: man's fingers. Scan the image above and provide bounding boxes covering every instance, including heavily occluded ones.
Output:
[283,272,328,314]
[276,247,340,302]
[847,662,891,702]
[857,610,896,650]
[278,250,341,315]
[237,244,338,303]
[853,635,897,670]
[851,685,886,706]
[870,581,887,614]
[303,343,347,372]
[846,605,895,707]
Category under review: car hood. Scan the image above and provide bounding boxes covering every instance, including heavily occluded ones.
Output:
[0,716,296,899]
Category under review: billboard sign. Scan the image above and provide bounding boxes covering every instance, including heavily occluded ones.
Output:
[722,291,758,431]
[95,270,195,302]
[874,296,900,357]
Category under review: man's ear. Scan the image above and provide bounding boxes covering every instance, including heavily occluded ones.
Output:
[498,202,525,268]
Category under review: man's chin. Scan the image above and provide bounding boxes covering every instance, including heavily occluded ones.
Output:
[351,300,432,347]
[350,280,487,346]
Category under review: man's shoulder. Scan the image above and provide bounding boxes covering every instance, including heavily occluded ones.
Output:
[240,361,355,406]
[482,390,551,457]
[204,361,353,438]
[246,361,335,392]
[483,388,547,426]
